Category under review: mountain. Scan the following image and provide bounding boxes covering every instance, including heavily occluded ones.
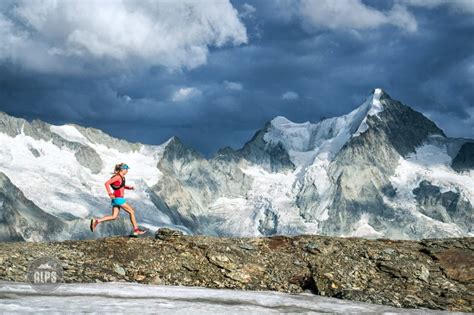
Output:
[0,89,472,241]
[0,112,188,240]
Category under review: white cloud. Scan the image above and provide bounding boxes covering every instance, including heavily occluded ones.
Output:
[282,91,299,100]
[240,3,257,19]
[298,0,417,32]
[122,95,132,103]
[275,0,473,33]
[223,80,243,91]
[402,0,474,14]
[171,87,202,102]
[0,0,248,73]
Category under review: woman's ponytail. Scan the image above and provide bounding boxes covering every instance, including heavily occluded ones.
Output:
[112,163,125,175]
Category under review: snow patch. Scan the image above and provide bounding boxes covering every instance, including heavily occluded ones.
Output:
[50,125,88,144]
[347,213,384,238]
[240,165,319,235]
[391,143,474,205]
[352,89,384,137]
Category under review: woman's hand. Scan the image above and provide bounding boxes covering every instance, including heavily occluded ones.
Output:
[127,186,135,190]
[108,193,115,199]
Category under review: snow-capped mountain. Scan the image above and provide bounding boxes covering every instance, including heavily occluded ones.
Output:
[0,89,472,241]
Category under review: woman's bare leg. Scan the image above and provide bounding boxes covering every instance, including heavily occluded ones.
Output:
[120,203,138,228]
[97,206,120,223]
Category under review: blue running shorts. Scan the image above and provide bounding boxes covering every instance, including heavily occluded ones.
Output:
[111,197,126,206]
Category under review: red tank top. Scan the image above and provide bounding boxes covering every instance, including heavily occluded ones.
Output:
[110,176,125,198]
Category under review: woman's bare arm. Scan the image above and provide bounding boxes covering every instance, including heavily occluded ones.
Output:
[105,175,121,196]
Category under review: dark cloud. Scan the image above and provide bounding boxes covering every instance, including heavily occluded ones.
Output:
[0,0,472,157]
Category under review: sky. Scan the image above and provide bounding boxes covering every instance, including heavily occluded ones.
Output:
[0,0,473,157]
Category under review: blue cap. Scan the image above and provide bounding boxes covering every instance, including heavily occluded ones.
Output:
[120,164,130,170]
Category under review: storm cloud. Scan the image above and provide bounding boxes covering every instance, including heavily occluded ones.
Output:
[0,0,472,157]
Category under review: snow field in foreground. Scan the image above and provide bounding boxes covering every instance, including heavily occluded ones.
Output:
[0,281,456,314]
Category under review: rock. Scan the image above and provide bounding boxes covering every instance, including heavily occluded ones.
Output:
[225,270,251,283]
[74,145,103,174]
[241,263,265,274]
[155,228,184,240]
[304,242,321,254]
[433,248,474,283]
[382,248,396,255]
[418,266,430,282]
[151,275,164,285]
[113,263,126,276]
[182,260,200,272]
[452,142,474,172]
[403,294,423,305]
[239,243,254,251]
[207,253,237,271]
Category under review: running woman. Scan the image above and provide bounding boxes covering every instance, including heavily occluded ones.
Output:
[90,163,146,236]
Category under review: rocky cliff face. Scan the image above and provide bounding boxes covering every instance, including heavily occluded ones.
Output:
[413,180,473,232]
[452,142,474,172]
[0,172,65,241]
[0,89,472,241]
[0,231,472,312]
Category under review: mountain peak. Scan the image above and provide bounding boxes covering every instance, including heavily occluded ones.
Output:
[366,88,385,116]
[372,88,383,99]
[162,135,203,161]
[270,116,293,128]
[372,88,391,101]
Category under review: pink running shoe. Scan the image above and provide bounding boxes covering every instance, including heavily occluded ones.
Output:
[132,227,146,236]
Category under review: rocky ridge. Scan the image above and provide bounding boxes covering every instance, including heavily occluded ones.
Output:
[0,230,472,312]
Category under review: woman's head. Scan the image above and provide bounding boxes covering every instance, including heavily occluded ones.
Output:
[113,163,129,175]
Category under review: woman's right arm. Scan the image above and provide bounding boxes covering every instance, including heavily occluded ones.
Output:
[105,175,120,197]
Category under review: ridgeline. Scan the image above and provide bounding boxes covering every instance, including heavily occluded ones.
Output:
[0,229,472,312]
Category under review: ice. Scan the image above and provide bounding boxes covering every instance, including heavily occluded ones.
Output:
[50,125,88,144]
[0,281,456,314]
[239,165,316,235]
[207,196,259,236]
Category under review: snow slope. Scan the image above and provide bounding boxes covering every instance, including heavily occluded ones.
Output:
[0,123,174,232]
[388,143,474,237]
[0,282,452,314]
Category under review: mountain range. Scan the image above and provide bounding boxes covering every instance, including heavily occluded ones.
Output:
[0,89,472,241]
